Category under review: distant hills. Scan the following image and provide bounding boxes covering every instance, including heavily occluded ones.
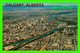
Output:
[3,5,77,9]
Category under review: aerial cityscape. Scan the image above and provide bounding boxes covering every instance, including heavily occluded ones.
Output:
[3,3,77,50]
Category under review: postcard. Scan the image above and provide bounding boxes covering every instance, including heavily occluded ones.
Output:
[3,3,77,50]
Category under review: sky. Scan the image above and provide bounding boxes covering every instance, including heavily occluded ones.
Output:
[44,3,77,6]
[3,3,77,6]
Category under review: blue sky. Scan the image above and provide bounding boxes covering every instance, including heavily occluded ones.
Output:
[44,3,77,6]
[3,3,77,6]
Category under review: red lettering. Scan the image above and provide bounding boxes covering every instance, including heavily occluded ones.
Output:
[26,4,30,6]
[42,3,44,6]
[9,3,12,6]
[5,3,8,6]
